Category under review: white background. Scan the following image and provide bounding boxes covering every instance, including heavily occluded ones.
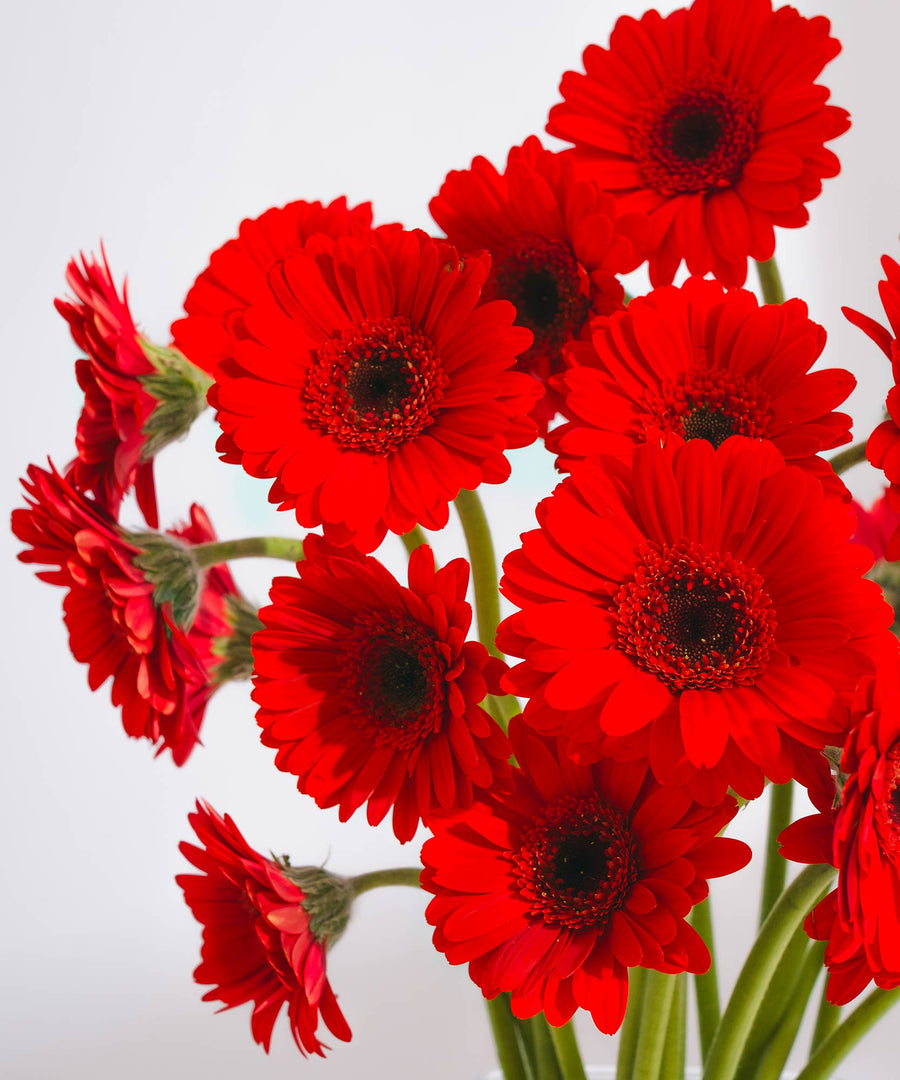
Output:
[2,0,897,1076]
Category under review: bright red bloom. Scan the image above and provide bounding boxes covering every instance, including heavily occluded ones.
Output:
[852,490,900,564]
[171,197,374,376]
[421,717,749,1032]
[57,252,161,526]
[498,439,891,805]
[12,463,210,763]
[252,537,512,842]
[549,277,854,497]
[844,256,900,561]
[210,227,540,552]
[780,648,900,1004]
[177,801,352,1055]
[546,0,849,286]
[429,136,647,430]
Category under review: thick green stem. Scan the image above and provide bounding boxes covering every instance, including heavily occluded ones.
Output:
[809,982,841,1053]
[548,1021,588,1080]
[793,986,900,1080]
[702,864,835,1080]
[192,535,305,567]
[631,970,677,1080]
[617,964,646,1080]
[347,867,421,896]
[528,1016,563,1080]
[660,974,687,1080]
[400,525,428,556]
[454,488,503,659]
[690,899,720,1063]
[487,996,530,1080]
[828,442,868,476]
[755,257,785,306]
[749,941,826,1080]
[759,782,794,927]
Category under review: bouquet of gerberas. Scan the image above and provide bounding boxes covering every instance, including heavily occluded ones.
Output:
[12,0,900,1077]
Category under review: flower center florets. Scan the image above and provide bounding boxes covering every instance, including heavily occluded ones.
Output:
[643,369,772,449]
[630,71,760,196]
[511,793,640,930]
[304,316,447,454]
[614,540,776,692]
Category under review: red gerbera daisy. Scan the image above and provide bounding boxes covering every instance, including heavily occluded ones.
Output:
[210,226,540,552]
[498,438,891,805]
[853,490,900,565]
[548,276,854,497]
[12,463,210,763]
[429,136,647,430]
[177,801,352,1055]
[171,196,375,376]
[780,647,900,1004]
[546,0,849,286]
[252,537,512,842]
[844,255,900,561]
[421,717,749,1033]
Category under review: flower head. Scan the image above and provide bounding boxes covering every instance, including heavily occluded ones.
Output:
[498,439,890,804]
[546,0,849,285]
[252,537,512,842]
[210,226,540,551]
[177,801,352,1054]
[422,717,749,1032]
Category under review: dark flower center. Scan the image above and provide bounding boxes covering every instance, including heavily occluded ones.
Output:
[614,540,776,692]
[341,611,445,749]
[643,369,772,449]
[304,316,447,454]
[630,72,759,196]
[511,793,639,931]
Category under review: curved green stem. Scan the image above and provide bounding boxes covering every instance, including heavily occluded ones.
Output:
[631,969,677,1080]
[660,974,687,1080]
[347,866,421,896]
[528,1016,563,1080]
[487,995,530,1080]
[759,782,794,927]
[749,941,826,1080]
[191,535,305,567]
[793,986,900,1080]
[702,863,835,1080]
[455,487,503,659]
[617,964,646,1080]
[548,1021,587,1080]
[400,525,428,556]
[690,898,720,1063]
[828,441,868,476]
[755,257,785,306]
[810,982,841,1053]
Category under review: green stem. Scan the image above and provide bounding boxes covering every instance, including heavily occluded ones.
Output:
[487,996,530,1080]
[347,867,421,896]
[750,941,826,1080]
[755,257,785,306]
[793,986,900,1080]
[810,982,842,1053]
[631,969,677,1080]
[400,525,428,556]
[454,488,503,659]
[759,782,794,927]
[548,1021,588,1080]
[828,442,868,476]
[191,536,305,567]
[529,1016,563,1080]
[660,974,687,1080]
[702,863,835,1080]
[617,965,646,1080]
[515,1018,538,1080]
[690,898,720,1064]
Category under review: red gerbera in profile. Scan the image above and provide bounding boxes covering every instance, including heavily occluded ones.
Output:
[177,801,352,1055]
[171,196,374,376]
[546,0,849,285]
[498,438,891,805]
[429,136,647,429]
[252,537,512,842]
[12,463,210,763]
[844,255,900,561]
[211,227,540,552]
[780,648,900,1004]
[853,490,900,564]
[421,717,749,1032]
[548,276,854,496]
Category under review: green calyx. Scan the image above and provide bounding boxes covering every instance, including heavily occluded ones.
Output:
[211,594,264,683]
[128,531,200,629]
[138,341,213,457]
[279,863,355,944]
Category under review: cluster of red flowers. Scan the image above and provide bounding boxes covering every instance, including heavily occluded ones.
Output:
[15,0,900,1062]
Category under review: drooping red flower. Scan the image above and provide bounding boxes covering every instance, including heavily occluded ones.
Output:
[429,136,647,430]
[780,647,900,1004]
[252,537,512,842]
[177,801,352,1055]
[498,438,891,805]
[12,463,210,763]
[546,0,849,286]
[57,252,161,526]
[852,490,900,564]
[171,196,375,376]
[421,717,749,1032]
[548,276,854,497]
[844,255,900,561]
[210,226,540,552]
